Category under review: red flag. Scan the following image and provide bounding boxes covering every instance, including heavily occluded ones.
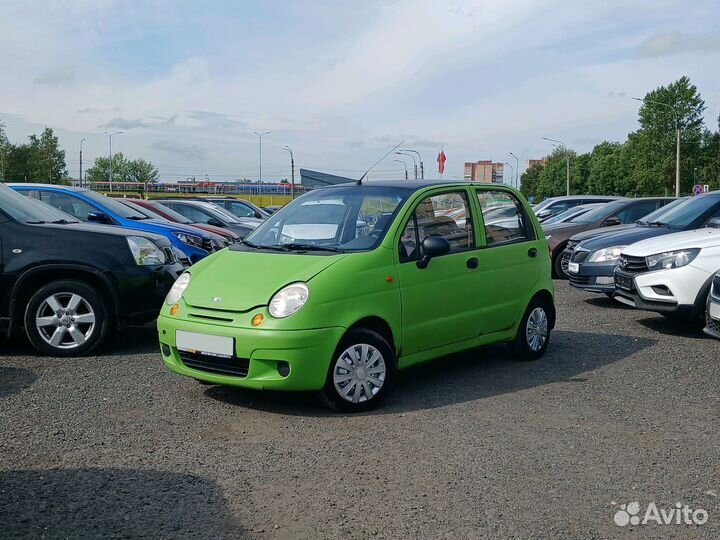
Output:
[437,149,446,174]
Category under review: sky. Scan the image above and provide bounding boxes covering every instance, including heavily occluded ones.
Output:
[1,0,719,183]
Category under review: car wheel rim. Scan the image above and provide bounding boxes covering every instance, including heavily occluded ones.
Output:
[333,343,386,404]
[526,307,548,352]
[35,292,96,350]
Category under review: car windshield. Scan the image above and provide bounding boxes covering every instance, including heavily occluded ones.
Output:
[635,197,684,224]
[650,195,720,228]
[0,184,79,224]
[82,190,148,219]
[569,200,626,223]
[244,186,409,252]
[122,201,168,221]
[202,203,242,223]
[146,201,194,224]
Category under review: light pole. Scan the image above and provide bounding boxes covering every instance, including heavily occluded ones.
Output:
[542,137,570,196]
[633,97,681,197]
[394,159,409,180]
[253,131,271,183]
[400,149,424,179]
[104,131,122,192]
[504,162,514,186]
[79,138,86,187]
[283,145,295,199]
[508,152,519,189]
[396,151,417,179]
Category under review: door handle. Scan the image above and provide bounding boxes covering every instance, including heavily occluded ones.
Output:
[466,257,479,269]
[528,248,538,258]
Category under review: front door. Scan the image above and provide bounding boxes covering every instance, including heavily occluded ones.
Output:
[395,188,480,355]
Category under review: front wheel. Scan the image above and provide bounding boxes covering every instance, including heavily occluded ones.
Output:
[512,298,552,361]
[24,280,110,357]
[553,251,568,279]
[320,329,395,413]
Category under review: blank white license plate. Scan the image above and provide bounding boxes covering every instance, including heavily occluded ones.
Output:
[710,301,720,319]
[176,330,234,358]
[568,262,579,273]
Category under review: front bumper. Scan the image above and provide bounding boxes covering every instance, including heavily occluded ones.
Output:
[613,265,711,314]
[157,314,345,391]
[113,262,184,325]
[567,258,617,293]
[704,295,720,339]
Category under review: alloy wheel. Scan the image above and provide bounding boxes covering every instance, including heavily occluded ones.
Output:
[35,292,96,350]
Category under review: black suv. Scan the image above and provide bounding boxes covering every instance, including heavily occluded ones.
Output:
[0,184,183,356]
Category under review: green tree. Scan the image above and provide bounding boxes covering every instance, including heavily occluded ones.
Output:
[86,153,129,184]
[126,158,159,190]
[519,162,543,199]
[586,141,631,195]
[28,128,68,183]
[536,148,576,199]
[0,120,9,180]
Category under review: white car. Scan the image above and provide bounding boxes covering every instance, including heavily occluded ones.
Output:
[613,219,720,320]
[705,271,720,339]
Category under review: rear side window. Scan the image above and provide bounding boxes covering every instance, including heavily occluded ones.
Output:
[615,201,660,223]
[171,204,213,224]
[477,190,534,245]
[39,192,97,221]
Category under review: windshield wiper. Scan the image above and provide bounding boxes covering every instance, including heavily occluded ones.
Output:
[647,220,667,227]
[126,216,148,220]
[281,243,344,253]
[25,220,47,224]
[51,219,75,224]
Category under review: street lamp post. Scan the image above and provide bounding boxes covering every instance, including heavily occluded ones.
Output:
[253,131,271,183]
[394,159,409,180]
[79,138,86,187]
[542,137,570,196]
[504,162,514,187]
[282,145,295,199]
[104,131,123,192]
[396,151,417,179]
[400,149,424,179]
[508,152,519,189]
[633,97,681,197]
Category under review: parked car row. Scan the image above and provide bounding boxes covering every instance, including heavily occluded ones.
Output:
[556,190,720,339]
[0,183,271,355]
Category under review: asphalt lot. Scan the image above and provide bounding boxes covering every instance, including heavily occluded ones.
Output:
[1,280,719,540]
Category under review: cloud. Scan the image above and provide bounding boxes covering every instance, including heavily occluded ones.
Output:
[99,117,148,130]
[33,67,75,85]
[152,140,208,160]
[638,31,720,58]
[77,107,99,114]
[186,110,246,130]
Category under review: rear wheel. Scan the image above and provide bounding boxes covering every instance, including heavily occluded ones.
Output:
[320,329,395,413]
[512,298,552,361]
[24,280,110,357]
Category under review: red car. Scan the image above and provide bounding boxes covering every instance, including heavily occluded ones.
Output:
[126,199,240,243]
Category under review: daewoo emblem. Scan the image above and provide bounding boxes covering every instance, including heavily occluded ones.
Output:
[212,296,223,303]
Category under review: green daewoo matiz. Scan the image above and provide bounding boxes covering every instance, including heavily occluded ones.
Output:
[158,180,555,411]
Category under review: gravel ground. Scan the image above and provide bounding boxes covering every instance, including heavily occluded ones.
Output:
[1,281,719,540]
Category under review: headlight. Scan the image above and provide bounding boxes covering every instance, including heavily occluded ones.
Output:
[166,273,191,305]
[269,282,309,318]
[172,231,203,248]
[588,245,627,263]
[126,236,166,265]
[646,248,700,271]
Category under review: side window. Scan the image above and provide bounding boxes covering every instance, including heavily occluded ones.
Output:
[616,201,659,224]
[399,191,474,261]
[174,205,210,224]
[230,202,255,218]
[39,192,96,221]
[477,190,534,246]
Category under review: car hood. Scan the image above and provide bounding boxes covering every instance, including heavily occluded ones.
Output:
[235,217,263,228]
[569,223,637,243]
[182,250,346,311]
[59,222,172,246]
[578,225,671,252]
[624,228,720,257]
[145,219,211,239]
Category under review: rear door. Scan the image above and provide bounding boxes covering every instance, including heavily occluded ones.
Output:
[472,187,542,334]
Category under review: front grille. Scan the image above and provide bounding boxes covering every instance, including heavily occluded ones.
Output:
[706,311,720,336]
[712,274,720,298]
[569,274,592,286]
[178,350,249,377]
[572,249,591,263]
[618,255,648,274]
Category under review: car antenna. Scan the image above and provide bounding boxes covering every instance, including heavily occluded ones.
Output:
[356,140,405,185]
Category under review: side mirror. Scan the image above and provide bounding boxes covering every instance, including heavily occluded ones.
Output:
[417,235,450,269]
[207,218,224,227]
[707,217,720,229]
[603,216,621,227]
[537,209,552,220]
[87,211,111,224]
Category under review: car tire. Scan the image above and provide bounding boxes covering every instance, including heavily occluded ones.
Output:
[553,251,568,280]
[320,328,395,413]
[24,280,110,357]
[512,297,552,361]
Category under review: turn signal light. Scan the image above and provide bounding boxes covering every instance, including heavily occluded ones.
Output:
[170,304,179,316]
[251,313,264,327]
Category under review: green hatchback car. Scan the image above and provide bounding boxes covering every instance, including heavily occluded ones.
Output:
[158,180,555,412]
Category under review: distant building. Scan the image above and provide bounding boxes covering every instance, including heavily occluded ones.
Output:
[463,161,504,183]
[527,158,546,168]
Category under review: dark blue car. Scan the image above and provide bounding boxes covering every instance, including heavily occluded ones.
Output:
[10,184,211,264]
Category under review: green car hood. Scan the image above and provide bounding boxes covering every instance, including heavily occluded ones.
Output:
[183,250,346,312]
